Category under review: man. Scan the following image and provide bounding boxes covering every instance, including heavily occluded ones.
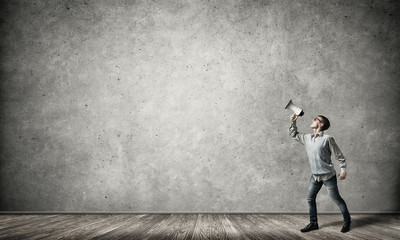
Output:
[289,113,351,233]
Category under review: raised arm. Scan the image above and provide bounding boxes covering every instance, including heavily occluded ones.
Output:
[289,113,305,145]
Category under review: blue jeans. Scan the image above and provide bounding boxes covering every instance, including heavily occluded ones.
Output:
[307,174,351,223]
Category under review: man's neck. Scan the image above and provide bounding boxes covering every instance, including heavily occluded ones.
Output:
[313,128,322,137]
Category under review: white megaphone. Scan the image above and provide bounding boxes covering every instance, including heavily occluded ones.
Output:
[285,99,304,116]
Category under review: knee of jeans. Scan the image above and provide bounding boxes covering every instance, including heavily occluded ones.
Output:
[328,191,342,203]
[307,195,316,202]
[331,197,341,204]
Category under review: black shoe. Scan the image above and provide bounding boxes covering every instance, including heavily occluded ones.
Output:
[341,221,351,233]
[300,223,319,232]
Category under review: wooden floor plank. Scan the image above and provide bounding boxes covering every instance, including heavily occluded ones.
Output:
[246,214,306,240]
[225,214,269,240]
[117,214,172,240]
[154,214,197,240]
[107,214,167,240]
[32,214,106,240]
[0,215,67,239]
[193,214,239,240]
[81,214,146,240]
[53,214,143,240]
[139,214,197,240]
[136,214,176,240]
[0,215,37,225]
[7,215,82,240]
[0,214,398,240]
[41,214,111,240]
[219,214,251,240]
[0,215,45,229]
[168,214,198,240]
[44,214,128,240]
[0,215,56,231]
[192,214,217,240]
[271,215,309,240]
[93,214,166,240]
[89,214,143,240]
[73,214,132,239]
[23,215,92,240]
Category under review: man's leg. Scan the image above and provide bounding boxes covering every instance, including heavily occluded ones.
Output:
[307,175,323,224]
[301,175,323,232]
[324,175,351,232]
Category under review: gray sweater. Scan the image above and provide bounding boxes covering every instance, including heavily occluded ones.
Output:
[289,122,347,181]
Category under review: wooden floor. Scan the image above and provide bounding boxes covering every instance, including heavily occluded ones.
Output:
[0,214,399,240]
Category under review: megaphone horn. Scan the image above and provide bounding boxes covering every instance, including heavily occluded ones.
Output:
[285,99,304,116]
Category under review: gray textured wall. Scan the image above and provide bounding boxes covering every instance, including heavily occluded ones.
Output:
[0,0,399,212]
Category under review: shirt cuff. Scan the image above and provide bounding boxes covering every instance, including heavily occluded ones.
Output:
[340,168,346,173]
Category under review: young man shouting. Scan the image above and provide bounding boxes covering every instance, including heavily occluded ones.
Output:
[289,113,351,233]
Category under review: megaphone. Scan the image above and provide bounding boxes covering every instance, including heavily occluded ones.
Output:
[285,99,304,116]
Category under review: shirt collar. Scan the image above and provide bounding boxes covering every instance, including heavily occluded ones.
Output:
[313,131,324,138]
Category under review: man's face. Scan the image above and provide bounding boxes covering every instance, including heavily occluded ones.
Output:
[310,116,323,129]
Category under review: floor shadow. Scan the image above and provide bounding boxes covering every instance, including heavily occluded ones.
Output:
[319,220,342,228]
[352,215,399,229]
[320,215,398,229]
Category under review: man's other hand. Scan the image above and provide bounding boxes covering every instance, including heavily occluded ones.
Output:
[338,172,347,180]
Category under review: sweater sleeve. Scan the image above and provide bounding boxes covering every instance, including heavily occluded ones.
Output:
[289,122,305,145]
[329,137,347,173]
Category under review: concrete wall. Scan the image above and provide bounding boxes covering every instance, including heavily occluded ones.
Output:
[0,0,399,212]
